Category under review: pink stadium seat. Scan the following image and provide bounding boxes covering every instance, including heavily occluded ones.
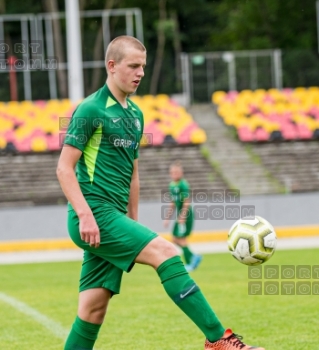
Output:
[263,94,275,104]
[308,106,319,120]
[296,124,312,140]
[144,121,165,146]
[176,122,199,144]
[213,88,319,142]
[4,130,15,143]
[30,128,46,138]
[281,124,298,140]
[46,134,61,151]
[282,88,293,94]
[254,127,269,141]
[16,137,32,152]
[0,96,203,152]
[225,91,238,102]
[282,112,292,121]
[237,126,254,142]
[34,100,47,108]
[176,132,191,144]
[151,132,165,146]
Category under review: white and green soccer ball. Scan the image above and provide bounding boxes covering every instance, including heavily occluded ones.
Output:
[227,216,277,266]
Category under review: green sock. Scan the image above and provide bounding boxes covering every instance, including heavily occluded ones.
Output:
[64,316,101,350]
[181,246,193,264]
[157,256,225,342]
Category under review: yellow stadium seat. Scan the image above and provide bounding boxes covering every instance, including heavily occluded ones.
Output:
[14,126,32,141]
[254,89,266,97]
[274,103,289,114]
[234,102,251,115]
[155,94,170,106]
[20,100,34,109]
[294,87,307,93]
[190,129,207,144]
[130,95,143,105]
[0,96,202,150]
[142,95,156,106]
[237,90,254,104]
[301,117,318,131]
[30,137,47,152]
[6,101,20,108]
[263,121,280,133]
[212,91,226,104]
[246,117,263,130]
[223,115,237,126]
[0,136,7,149]
[286,102,302,114]
[0,119,13,133]
[233,117,251,129]
[292,87,307,101]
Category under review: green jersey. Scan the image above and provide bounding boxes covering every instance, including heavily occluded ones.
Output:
[169,179,191,212]
[64,84,144,213]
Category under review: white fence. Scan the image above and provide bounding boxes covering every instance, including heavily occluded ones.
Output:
[0,8,143,100]
[181,49,283,105]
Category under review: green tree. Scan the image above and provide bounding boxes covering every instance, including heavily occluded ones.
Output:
[2,0,319,96]
[210,0,317,50]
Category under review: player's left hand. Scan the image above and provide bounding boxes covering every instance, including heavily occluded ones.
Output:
[163,219,170,228]
[79,212,100,248]
[177,217,185,224]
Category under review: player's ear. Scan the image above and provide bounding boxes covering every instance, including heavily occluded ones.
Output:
[107,60,116,73]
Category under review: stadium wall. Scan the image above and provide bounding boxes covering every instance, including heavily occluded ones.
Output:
[1,192,319,246]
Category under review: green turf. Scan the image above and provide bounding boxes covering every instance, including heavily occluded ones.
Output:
[0,248,319,349]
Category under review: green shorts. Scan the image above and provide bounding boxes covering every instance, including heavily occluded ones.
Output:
[172,208,194,238]
[68,204,157,295]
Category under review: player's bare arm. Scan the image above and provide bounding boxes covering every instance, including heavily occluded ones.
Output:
[178,198,191,224]
[56,145,100,248]
[163,201,176,228]
[127,159,139,221]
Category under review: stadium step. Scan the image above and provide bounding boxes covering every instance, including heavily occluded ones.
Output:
[188,104,282,195]
[0,144,228,206]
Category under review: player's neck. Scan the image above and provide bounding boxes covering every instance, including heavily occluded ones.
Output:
[105,80,128,108]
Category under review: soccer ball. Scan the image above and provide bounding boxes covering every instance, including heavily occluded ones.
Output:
[227,216,277,266]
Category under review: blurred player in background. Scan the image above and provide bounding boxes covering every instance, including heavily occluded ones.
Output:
[57,35,265,350]
[163,160,202,271]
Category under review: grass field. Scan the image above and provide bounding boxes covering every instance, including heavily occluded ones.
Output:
[1,248,319,350]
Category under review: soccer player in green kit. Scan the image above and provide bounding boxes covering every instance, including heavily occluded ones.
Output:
[163,160,202,272]
[57,35,265,350]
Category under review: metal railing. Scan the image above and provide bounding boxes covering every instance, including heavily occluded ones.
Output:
[0,8,143,101]
[181,49,283,105]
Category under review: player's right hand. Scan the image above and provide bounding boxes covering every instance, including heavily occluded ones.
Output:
[79,213,100,248]
[163,219,169,228]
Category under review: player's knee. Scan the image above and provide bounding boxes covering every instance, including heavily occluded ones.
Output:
[173,237,185,246]
[172,236,179,245]
[162,241,179,258]
[78,301,107,324]
[90,306,107,324]
[78,289,110,324]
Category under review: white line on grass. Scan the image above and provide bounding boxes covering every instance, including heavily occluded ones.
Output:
[0,291,69,340]
[0,292,100,350]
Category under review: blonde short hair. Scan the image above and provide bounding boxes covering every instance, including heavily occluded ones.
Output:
[105,35,146,64]
[170,160,183,170]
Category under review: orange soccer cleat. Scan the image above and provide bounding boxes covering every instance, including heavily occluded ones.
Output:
[204,329,265,350]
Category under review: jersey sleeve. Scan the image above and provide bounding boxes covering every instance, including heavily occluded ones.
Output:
[168,183,174,202]
[64,103,99,152]
[134,110,144,159]
[180,180,191,201]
